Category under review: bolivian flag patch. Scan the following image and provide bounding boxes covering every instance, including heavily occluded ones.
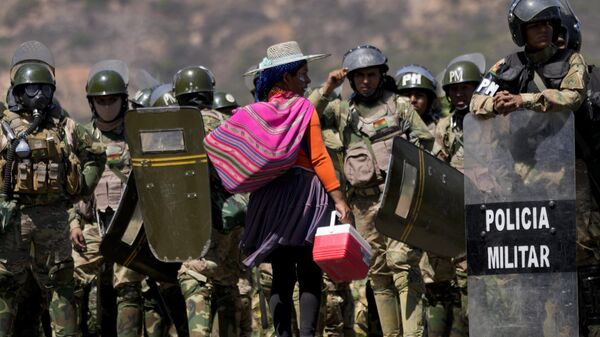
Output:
[373,117,389,131]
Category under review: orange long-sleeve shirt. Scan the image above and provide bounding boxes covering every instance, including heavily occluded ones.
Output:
[295,109,340,192]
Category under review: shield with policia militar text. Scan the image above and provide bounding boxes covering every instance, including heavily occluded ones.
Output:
[124,106,212,262]
[376,136,466,258]
[464,109,578,336]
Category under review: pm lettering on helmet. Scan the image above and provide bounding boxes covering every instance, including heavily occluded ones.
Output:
[402,73,421,87]
[449,69,464,83]
[475,78,500,97]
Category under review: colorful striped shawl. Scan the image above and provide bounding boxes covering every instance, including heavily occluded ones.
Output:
[204,92,314,193]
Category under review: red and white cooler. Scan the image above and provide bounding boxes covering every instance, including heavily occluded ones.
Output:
[313,211,373,282]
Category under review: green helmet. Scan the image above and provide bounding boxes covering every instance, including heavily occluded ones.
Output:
[86,70,127,97]
[213,91,239,110]
[130,87,154,108]
[395,65,436,96]
[173,66,215,98]
[442,61,482,93]
[151,84,178,107]
[12,62,56,88]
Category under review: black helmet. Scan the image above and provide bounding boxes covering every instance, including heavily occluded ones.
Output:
[508,0,563,47]
[342,45,389,74]
[442,61,483,94]
[395,65,437,97]
[557,0,581,51]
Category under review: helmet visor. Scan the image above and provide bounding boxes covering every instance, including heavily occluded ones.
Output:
[513,0,562,21]
[88,60,129,85]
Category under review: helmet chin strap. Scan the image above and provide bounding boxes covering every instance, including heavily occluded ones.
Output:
[95,116,124,133]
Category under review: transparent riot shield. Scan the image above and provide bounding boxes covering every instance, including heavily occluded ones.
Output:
[377,136,465,258]
[125,106,212,262]
[464,109,578,336]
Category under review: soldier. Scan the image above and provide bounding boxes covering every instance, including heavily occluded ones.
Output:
[69,60,148,337]
[310,45,434,337]
[555,2,600,336]
[172,65,244,337]
[395,65,442,133]
[469,0,587,334]
[470,0,587,118]
[422,59,482,337]
[0,56,106,335]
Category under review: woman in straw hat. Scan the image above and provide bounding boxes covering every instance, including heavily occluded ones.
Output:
[240,41,352,337]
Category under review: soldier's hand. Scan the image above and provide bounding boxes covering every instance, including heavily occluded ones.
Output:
[322,68,348,97]
[70,227,86,251]
[494,91,522,115]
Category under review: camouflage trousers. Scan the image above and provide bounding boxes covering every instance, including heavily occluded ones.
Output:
[72,221,149,337]
[0,204,78,336]
[238,270,253,337]
[317,276,355,337]
[350,195,425,337]
[177,227,242,337]
[424,281,467,337]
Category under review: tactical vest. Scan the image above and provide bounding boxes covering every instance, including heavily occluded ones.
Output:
[342,91,407,188]
[496,48,574,94]
[92,127,130,211]
[0,110,80,204]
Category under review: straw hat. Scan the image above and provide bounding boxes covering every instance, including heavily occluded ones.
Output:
[244,41,329,76]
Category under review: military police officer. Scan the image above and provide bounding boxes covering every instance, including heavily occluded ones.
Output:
[311,45,433,337]
[0,52,106,335]
[173,65,245,337]
[395,65,442,133]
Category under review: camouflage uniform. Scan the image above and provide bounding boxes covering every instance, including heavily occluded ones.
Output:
[309,88,355,337]
[0,104,106,336]
[310,86,433,337]
[177,108,246,337]
[429,114,469,337]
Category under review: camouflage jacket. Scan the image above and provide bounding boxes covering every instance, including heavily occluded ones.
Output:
[0,107,106,207]
[432,111,465,172]
[471,46,588,117]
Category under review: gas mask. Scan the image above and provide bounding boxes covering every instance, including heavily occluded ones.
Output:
[18,84,54,112]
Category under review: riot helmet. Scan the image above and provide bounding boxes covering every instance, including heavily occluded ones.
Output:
[442,61,482,93]
[443,61,482,112]
[343,45,391,98]
[10,41,55,81]
[557,0,581,51]
[12,63,56,112]
[213,91,239,110]
[395,65,437,97]
[86,60,130,132]
[173,66,215,107]
[508,0,563,47]
[150,84,178,107]
[130,87,155,108]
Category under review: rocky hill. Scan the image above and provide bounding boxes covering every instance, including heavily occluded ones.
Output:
[0,0,598,121]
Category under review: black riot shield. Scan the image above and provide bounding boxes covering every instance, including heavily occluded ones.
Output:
[376,136,465,258]
[464,109,578,336]
[125,106,212,262]
[100,174,180,283]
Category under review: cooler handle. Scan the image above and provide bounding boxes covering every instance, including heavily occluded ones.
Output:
[329,210,341,227]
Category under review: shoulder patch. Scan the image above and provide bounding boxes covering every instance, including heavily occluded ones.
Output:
[489,58,506,76]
